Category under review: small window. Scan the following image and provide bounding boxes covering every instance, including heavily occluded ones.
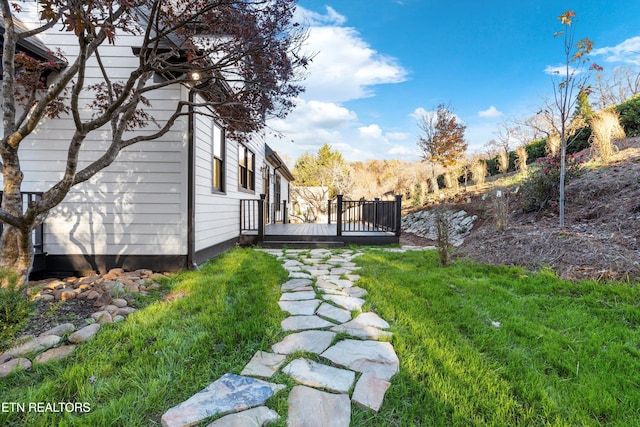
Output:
[238,145,255,191]
[212,124,224,191]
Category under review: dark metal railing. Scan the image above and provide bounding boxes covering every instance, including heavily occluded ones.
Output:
[0,191,45,254]
[331,195,402,236]
[241,196,289,239]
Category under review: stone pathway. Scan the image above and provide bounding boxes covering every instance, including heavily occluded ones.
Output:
[161,248,405,427]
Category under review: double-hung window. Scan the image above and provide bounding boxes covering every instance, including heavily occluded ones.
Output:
[212,123,224,192]
[238,145,255,191]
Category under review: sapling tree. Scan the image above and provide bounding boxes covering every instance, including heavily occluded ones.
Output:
[545,10,601,226]
[0,0,310,286]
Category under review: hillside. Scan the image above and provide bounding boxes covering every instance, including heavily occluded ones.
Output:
[402,139,640,281]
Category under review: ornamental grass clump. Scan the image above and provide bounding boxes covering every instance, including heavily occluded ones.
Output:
[520,154,585,213]
[433,206,453,266]
[590,109,625,164]
[0,269,34,351]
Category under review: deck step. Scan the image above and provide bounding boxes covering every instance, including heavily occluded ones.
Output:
[261,240,345,249]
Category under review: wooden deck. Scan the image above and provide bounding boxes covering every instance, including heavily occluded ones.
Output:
[240,222,399,248]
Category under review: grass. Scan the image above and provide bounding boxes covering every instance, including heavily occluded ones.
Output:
[354,249,640,426]
[0,248,288,426]
[1,247,639,426]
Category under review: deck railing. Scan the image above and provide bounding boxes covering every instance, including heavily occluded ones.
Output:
[330,195,402,236]
[240,195,289,238]
[0,191,45,254]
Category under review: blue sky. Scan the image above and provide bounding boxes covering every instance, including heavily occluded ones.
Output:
[265,0,640,163]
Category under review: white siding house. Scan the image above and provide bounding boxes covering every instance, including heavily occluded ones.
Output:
[1,10,293,275]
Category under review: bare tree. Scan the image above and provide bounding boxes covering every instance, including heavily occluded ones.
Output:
[1,0,310,285]
[547,10,600,226]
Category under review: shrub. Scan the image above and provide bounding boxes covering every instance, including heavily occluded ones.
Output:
[526,139,547,163]
[519,154,585,213]
[0,269,35,351]
[615,94,640,137]
[433,207,452,266]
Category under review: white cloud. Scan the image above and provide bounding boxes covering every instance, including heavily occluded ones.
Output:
[294,6,408,103]
[591,36,640,65]
[478,106,503,118]
[358,124,385,141]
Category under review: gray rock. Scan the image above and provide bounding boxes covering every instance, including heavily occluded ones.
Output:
[271,330,336,355]
[0,357,31,377]
[161,373,285,427]
[351,373,391,412]
[344,286,368,298]
[40,323,75,337]
[316,303,352,324]
[288,272,312,279]
[281,278,313,291]
[321,339,399,381]
[283,358,355,393]
[278,299,320,316]
[206,406,279,427]
[68,323,101,344]
[279,291,316,301]
[34,345,76,364]
[2,334,61,359]
[281,316,334,332]
[91,310,113,324]
[322,294,364,311]
[287,386,350,427]
[240,351,287,378]
[111,298,128,308]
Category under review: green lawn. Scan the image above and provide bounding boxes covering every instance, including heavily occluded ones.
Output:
[354,249,640,426]
[1,247,638,426]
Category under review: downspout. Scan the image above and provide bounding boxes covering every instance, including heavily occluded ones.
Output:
[187,89,197,270]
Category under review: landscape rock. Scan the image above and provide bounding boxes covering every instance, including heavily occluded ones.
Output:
[277,299,320,316]
[281,278,313,291]
[283,358,355,393]
[206,406,279,427]
[0,357,32,377]
[279,291,316,301]
[316,303,352,324]
[240,351,287,378]
[287,385,350,427]
[2,334,61,359]
[322,339,399,381]
[161,373,285,427]
[322,294,365,311]
[351,373,391,412]
[68,323,101,344]
[112,298,128,308]
[41,323,75,337]
[271,330,336,355]
[281,315,334,331]
[34,345,76,364]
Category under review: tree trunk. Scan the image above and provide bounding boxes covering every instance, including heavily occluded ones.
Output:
[0,225,34,287]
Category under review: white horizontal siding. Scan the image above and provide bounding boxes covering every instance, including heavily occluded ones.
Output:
[2,10,189,258]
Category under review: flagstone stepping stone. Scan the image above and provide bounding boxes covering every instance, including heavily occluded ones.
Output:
[344,286,368,298]
[0,357,31,377]
[315,279,341,291]
[161,373,285,427]
[322,294,365,311]
[324,279,354,289]
[271,330,336,355]
[68,323,101,344]
[206,406,279,427]
[41,323,76,337]
[346,275,361,281]
[278,299,320,316]
[283,358,355,393]
[330,322,392,341]
[287,386,350,427]
[316,303,352,324]
[281,316,334,331]
[330,268,354,275]
[351,372,391,412]
[289,272,312,279]
[2,334,62,360]
[350,312,390,329]
[240,351,287,378]
[279,291,316,301]
[283,260,303,267]
[281,278,313,291]
[34,345,76,364]
[321,340,399,381]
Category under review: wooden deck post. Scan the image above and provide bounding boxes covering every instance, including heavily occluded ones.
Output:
[395,194,403,236]
[258,194,266,242]
[327,200,332,224]
[336,194,343,236]
[283,200,288,224]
